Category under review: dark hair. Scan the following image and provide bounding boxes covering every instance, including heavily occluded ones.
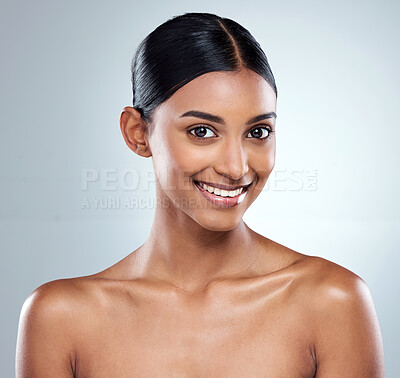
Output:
[131,12,277,124]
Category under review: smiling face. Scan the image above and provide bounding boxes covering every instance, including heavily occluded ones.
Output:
[146,68,277,231]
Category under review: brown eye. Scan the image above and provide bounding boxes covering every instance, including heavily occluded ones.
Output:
[247,127,270,139]
[189,126,216,138]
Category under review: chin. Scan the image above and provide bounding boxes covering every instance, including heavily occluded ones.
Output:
[191,211,243,232]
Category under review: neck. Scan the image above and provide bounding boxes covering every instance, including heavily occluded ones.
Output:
[135,193,260,292]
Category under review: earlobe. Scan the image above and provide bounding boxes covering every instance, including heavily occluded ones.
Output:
[136,144,152,157]
[119,106,152,157]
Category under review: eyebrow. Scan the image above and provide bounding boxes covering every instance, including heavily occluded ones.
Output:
[179,110,277,125]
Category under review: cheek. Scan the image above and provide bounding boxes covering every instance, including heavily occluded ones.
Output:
[264,146,276,173]
[150,132,210,188]
[250,144,275,187]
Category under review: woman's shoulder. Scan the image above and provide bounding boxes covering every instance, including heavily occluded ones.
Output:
[292,252,377,332]
[258,235,367,294]
[20,271,124,320]
[16,275,104,376]
[260,238,384,373]
[255,235,375,317]
[272,248,384,375]
[294,253,369,306]
[19,276,100,333]
[264,238,382,346]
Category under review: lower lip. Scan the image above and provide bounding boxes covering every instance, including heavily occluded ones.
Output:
[194,182,248,208]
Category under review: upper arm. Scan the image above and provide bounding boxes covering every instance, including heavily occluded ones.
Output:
[16,282,76,378]
[312,270,384,377]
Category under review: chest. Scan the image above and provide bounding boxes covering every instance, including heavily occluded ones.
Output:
[75,285,316,377]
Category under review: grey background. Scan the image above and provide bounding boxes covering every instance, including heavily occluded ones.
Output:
[1,0,398,376]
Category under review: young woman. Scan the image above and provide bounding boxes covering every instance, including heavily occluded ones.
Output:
[16,12,384,377]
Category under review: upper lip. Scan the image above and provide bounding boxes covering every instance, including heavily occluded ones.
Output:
[194,180,252,191]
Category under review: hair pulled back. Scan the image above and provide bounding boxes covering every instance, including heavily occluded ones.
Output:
[131,12,277,124]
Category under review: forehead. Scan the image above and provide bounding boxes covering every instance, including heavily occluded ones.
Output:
[153,69,276,122]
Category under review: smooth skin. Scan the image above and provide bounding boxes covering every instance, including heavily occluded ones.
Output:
[16,68,384,377]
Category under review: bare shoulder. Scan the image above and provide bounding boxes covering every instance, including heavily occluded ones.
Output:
[18,275,102,343]
[292,253,377,318]
[257,234,369,296]
[266,238,378,318]
[293,253,367,298]
[16,275,106,377]
[258,237,385,375]
[275,247,385,376]
[20,275,100,320]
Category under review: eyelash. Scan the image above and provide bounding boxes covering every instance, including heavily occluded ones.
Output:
[187,125,275,141]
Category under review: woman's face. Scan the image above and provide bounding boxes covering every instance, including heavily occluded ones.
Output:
[147,68,277,231]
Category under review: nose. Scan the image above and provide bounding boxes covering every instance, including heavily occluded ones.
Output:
[213,138,249,181]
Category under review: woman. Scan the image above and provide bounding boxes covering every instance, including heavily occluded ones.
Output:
[16,12,384,377]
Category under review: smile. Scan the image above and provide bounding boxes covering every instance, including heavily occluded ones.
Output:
[193,180,251,208]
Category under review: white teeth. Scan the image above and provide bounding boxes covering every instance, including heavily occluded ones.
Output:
[197,181,246,198]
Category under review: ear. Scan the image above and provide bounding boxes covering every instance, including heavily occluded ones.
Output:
[119,106,152,157]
